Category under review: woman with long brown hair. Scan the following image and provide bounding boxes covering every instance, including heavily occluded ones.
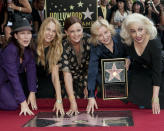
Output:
[58,16,91,115]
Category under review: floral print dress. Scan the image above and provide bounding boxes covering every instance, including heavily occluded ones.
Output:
[58,34,91,98]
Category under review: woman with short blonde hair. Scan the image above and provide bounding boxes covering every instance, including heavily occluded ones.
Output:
[87,19,129,114]
[89,19,116,46]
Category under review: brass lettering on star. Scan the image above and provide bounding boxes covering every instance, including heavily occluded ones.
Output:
[50,12,83,21]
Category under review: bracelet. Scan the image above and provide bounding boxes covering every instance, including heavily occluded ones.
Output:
[69,95,75,101]
[88,97,95,100]
[19,7,22,12]
[56,99,62,104]
[152,97,159,103]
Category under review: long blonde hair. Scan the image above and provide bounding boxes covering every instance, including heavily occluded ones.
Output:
[37,17,63,73]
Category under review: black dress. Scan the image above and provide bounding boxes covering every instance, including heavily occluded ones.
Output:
[36,47,55,98]
[128,39,164,108]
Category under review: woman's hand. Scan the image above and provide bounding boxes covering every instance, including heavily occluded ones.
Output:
[19,100,34,116]
[53,100,65,116]
[152,97,160,114]
[125,58,131,71]
[27,92,38,110]
[83,87,88,99]
[66,99,79,116]
[152,86,160,114]
[86,98,98,114]
[8,2,17,10]
[117,21,122,27]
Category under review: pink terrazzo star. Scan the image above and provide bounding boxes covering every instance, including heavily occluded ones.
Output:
[105,63,123,81]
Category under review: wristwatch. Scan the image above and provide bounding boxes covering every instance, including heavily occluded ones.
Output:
[56,99,62,104]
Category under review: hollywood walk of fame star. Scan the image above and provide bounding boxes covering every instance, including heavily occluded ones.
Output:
[24,111,133,127]
[70,5,74,10]
[82,8,94,20]
[105,63,123,81]
[77,1,84,7]
[37,113,118,127]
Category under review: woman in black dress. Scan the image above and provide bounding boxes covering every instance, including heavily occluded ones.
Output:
[120,13,164,114]
[36,17,64,115]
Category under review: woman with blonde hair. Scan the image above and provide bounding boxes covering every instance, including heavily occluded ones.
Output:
[36,17,64,115]
[87,19,129,114]
[120,13,164,114]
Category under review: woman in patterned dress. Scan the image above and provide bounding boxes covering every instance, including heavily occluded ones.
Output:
[58,16,91,115]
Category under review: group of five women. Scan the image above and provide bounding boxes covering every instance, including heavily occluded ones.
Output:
[0,13,163,116]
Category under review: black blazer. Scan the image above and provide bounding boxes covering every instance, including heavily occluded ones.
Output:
[32,8,45,32]
[98,6,111,22]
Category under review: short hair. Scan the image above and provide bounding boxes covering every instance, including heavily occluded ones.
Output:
[89,19,116,46]
[120,13,157,45]
[64,16,82,31]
